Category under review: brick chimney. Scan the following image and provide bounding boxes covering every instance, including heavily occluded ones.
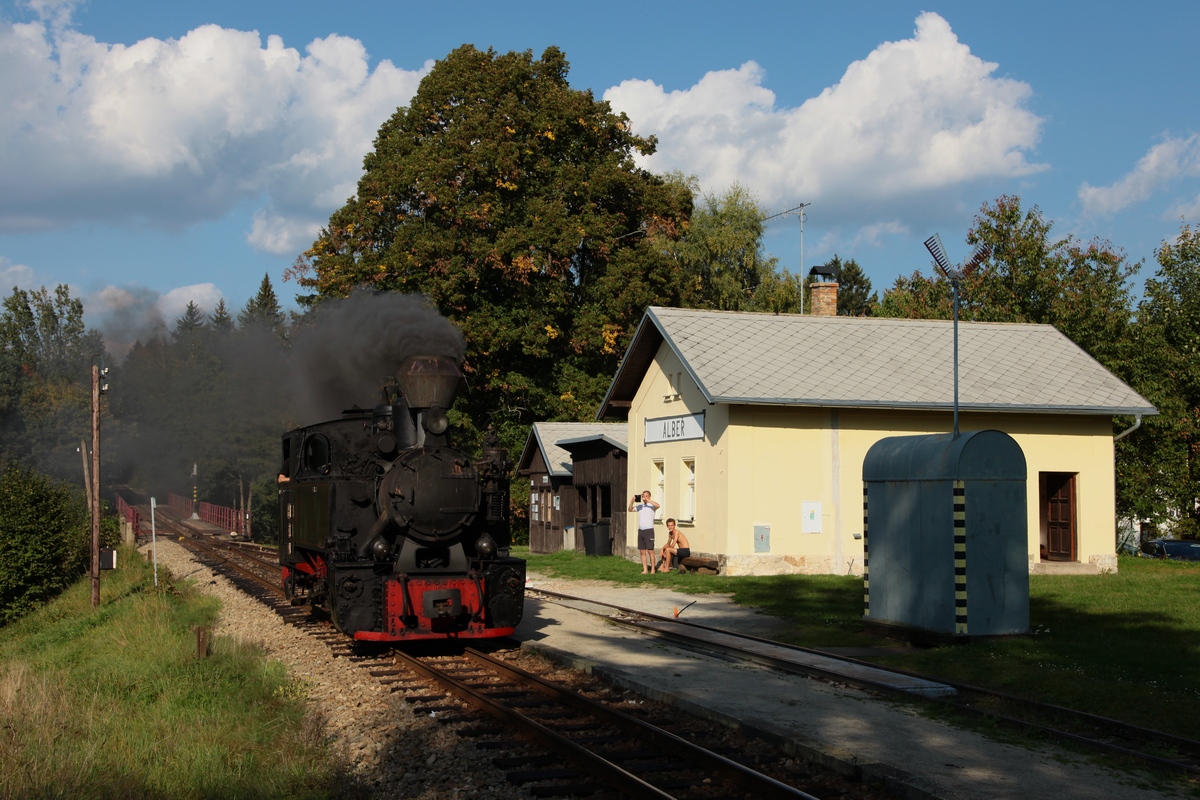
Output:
[810,282,839,317]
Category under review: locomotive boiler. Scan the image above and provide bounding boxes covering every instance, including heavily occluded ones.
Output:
[278,355,525,641]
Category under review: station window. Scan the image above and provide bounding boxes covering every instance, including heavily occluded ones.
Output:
[653,459,665,520]
[682,458,696,522]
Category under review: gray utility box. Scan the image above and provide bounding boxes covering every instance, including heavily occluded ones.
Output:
[862,430,1029,636]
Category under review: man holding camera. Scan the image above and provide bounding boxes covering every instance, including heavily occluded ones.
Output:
[629,490,660,574]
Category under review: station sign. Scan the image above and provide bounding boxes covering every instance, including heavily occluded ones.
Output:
[644,411,705,444]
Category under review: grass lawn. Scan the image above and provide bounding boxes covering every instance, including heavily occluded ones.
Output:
[0,545,354,800]
[524,548,1200,740]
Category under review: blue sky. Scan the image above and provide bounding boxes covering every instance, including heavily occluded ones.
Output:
[2,0,1197,350]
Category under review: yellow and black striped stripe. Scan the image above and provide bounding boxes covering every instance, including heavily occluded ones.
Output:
[862,484,870,617]
[953,480,967,634]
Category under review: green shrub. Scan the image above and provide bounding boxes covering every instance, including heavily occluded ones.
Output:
[0,464,89,623]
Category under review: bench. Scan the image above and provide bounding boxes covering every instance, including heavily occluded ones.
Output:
[678,556,720,575]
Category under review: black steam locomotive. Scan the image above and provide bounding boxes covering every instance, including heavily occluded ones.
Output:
[278,355,525,641]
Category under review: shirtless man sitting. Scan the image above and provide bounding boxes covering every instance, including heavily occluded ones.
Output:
[657,518,690,573]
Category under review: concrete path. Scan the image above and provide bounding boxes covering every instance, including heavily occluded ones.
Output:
[515,575,1185,800]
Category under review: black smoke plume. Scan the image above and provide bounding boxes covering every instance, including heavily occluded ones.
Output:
[106,290,465,507]
[288,291,465,421]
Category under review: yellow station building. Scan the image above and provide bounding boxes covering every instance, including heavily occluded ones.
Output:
[597,303,1155,576]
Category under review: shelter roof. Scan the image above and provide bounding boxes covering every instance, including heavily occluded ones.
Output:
[517,422,628,478]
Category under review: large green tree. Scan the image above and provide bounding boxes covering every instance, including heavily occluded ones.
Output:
[878,196,1136,366]
[653,179,813,315]
[1118,223,1200,530]
[663,182,781,310]
[0,286,107,480]
[294,45,692,448]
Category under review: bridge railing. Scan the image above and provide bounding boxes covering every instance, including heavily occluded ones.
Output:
[114,495,141,530]
[198,501,249,536]
[166,492,193,518]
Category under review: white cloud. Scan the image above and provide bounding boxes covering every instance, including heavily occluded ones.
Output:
[1078,135,1200,217]
[0,256,36,290]
[248,209,324,256]
[604,12,1045,230]
[0,11,429,254]
[848,221,911,250]
[158,283,224,322]
[1166,194,1200,222]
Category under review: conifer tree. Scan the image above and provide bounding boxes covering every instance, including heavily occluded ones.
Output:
[238,274,286,336]
[209,299,234,334]
[173,301,205,336]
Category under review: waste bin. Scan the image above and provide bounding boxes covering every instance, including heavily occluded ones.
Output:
[583,522,611,556]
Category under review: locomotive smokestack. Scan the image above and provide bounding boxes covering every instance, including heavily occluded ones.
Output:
[397,355,461,410]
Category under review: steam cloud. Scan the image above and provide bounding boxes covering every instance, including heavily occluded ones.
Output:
[106,290,465,499]
[288,291,465,421]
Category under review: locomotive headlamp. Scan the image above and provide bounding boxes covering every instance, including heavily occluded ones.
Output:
[475,533,497,558]
[423,408,449,435]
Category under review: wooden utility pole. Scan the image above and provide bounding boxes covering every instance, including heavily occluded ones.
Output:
[90,363,101,609]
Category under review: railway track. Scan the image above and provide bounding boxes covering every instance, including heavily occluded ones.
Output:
[126,508,1199,794]
[144,509,285,596]
[528,586,1200,782]
[373,647,823,799]
[129,509,895,798]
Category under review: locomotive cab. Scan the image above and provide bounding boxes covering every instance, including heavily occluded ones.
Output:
[278,355,525,641]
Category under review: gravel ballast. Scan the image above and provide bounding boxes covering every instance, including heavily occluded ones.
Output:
[143,538,532,799]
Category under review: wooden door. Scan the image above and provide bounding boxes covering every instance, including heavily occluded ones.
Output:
[529,481,554,553]
[1044,473,1076,561]
[542,488,561,549]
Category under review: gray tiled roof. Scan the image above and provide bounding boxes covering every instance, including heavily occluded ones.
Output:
[599,307,1155,417]
[520,422,629,477]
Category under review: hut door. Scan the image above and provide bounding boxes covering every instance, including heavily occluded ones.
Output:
[1042,473,1077,561]
[542,488,558,534]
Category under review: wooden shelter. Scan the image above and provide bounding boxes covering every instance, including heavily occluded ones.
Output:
[560,432,629,557]
[517,423,627,554]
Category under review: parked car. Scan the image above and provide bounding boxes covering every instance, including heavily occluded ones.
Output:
[1139,539,1200,561]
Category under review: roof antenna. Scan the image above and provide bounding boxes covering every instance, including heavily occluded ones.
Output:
[923,235,990,439]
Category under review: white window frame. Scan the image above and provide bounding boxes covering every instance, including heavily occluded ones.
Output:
[682,458,696,523]
[652,459,665,521]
